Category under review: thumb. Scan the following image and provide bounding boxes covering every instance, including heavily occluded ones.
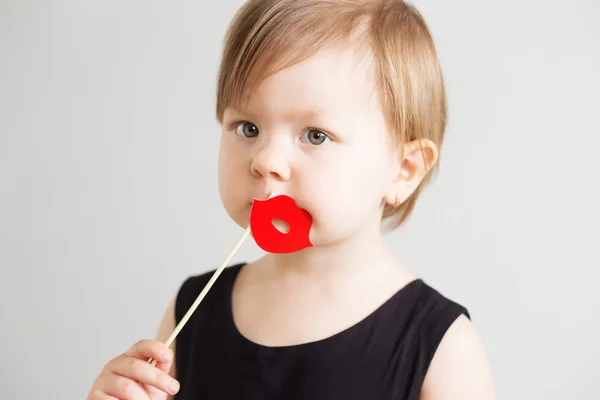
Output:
[153,347,175,374]
[145,350,177,400]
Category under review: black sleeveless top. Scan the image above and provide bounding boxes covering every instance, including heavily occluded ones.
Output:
[174,263,469,400]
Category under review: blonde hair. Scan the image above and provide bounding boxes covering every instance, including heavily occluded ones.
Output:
[216,0,447,230]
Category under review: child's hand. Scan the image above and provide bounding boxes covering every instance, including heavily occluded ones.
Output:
[86,339,179,400]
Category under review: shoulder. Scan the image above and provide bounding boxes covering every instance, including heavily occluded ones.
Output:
[395,279,495,399]
[174,263,245,322]
[157,263,246,399]
[420,313,495,400]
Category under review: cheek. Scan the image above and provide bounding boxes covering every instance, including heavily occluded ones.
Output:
[218,144,248,213]
[304,155,386,243]
[218,148,232,194]
[219,137,246,180]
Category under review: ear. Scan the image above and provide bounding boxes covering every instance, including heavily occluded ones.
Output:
[384,138,439,207]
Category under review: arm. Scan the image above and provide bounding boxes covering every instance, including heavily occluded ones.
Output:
[156,296,178,400]
[420,315,495,400]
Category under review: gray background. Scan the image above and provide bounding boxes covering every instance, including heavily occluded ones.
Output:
[1,0,599,399]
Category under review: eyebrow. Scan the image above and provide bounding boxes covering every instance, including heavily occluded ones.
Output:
[227,105,329,123]
[282,108,327,122]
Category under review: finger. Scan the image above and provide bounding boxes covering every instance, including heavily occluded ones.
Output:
[125,340,173,363]
[110,356,179,396]
[144,355,174,377]
[102,374,150,400]
[144,348,175,379]
[142,380,180,399]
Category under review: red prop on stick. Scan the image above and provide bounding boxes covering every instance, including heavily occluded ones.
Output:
[148,194,313,366]
[250,194,313,253]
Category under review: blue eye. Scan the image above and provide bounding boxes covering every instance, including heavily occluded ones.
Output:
[300,129,331,145]
[234,122,259,138]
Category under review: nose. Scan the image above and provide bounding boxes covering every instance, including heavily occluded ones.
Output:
[250,139,291,181]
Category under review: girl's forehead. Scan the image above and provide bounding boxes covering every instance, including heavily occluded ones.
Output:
[239,47,380,118]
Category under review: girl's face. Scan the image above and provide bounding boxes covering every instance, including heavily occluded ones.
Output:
[218,44,399,247]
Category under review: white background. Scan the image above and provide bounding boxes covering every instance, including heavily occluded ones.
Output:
[1,0,599,398]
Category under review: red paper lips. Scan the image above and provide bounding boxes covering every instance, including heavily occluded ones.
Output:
[250,195,313,253]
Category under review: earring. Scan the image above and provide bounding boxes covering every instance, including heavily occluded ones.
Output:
[395,194,401,207]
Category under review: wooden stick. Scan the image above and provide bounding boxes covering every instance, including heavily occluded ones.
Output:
[148,224,252,366]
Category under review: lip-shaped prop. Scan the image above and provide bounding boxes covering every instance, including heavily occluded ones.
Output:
[146,194,312,367]
[250,194,313,253]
